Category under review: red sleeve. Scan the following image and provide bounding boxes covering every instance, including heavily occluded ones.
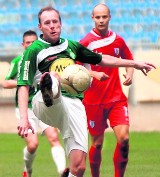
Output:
[117,35,134,60]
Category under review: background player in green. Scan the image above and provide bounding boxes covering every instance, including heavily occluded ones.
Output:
[17,6,155,177]
[2,30,66,177]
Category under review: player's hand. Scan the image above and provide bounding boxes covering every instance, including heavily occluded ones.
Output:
[134,62,156,76]
[123,74,132,86]
[92,71,109,81]
[17,119,34,138]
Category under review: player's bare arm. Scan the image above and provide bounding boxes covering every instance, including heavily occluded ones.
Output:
[133,62,156,75]
[2,79,17,89]
[100,54,156,75]
[17,85,34,138]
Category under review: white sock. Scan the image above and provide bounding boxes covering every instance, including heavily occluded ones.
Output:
[50,75,59,97]
[51,146,66,174]
[68,172,77,177]
[23,146,36,172]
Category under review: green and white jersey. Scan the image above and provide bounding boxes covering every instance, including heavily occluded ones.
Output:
[6,55,21,80]
[6,55,35,108]
[17,36,102,98]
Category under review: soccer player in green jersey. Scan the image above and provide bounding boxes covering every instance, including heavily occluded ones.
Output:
[2,30,66,177]
[17,7,155,177]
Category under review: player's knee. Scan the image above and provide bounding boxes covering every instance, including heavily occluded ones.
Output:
[121,138,129,146]
[118,134,129,145]
[73,164,86,176]
[27,141,39,153]
[48,136,59,146]
[92,134,104,150]
[94,143,102,150]
[45,129,60,145]
[93,140,103,150]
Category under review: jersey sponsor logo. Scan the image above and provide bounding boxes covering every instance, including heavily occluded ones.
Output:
[114,48,119,56]
[89,120,95,128]
[49,58,75,76]
[23,61,30,80]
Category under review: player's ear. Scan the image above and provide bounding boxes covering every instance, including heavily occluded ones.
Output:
[91,15,94,20]
[92,15,95,23]
[38,23,42,31]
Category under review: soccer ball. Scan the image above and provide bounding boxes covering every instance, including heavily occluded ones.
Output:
[61,64,91,95]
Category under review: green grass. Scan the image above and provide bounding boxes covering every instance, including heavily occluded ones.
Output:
[0,132,160,177]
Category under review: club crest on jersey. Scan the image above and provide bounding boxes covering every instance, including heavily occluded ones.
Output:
[49,58,75,76]
[114,48,119,56]
[89,120,95,128]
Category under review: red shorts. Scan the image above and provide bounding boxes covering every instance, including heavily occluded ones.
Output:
[83,100,129,136]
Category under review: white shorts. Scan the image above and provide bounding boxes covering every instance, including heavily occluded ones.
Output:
[16,108,50,133]
[32,77,88,155]
[64,137,87,156]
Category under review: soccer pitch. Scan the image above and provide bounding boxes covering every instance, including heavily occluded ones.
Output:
[0,132,160,177]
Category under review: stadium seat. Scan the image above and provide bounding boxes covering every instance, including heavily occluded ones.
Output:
[0,0,159,55]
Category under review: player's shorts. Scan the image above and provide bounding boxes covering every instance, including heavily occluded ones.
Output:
[64,137,87,156]
[83,100,129,136]
[16,108,50,133]
[32,76,88,155]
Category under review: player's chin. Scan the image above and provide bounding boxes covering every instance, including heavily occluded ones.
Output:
[50,33,60,40]
[99,25,105,28]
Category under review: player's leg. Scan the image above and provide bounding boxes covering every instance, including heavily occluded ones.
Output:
[110,101,129,177]
[83,103,107,177]
[113,125,129,177]
[69,149,86,177]
[16,108,39,177]
[34,73,88,176]
[23,133,39,177]
[64,137,87,177]
[44,127,66,175]
[22,108,41,177]
[61,97,88,177]
[89,134,104,177]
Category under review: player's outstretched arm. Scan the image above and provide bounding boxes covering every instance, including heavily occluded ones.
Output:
[100,54,156,75]
[133,61,156,75]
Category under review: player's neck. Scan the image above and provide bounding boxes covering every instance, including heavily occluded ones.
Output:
[93,28,110,37]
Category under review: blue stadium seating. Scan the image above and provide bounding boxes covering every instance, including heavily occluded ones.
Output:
[0,0,159,52]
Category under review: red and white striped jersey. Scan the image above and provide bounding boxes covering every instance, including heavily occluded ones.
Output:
[80,29,134,104]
